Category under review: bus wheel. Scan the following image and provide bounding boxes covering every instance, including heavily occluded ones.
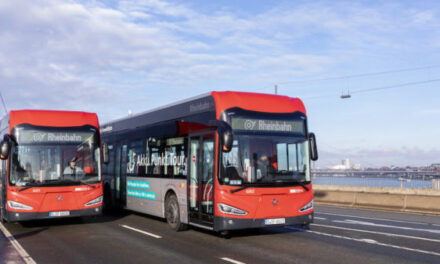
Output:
[103,185,112,212]
[219,231,231,239]
[0,209,6,223]
[165,194,187,231]
[301,223,310,229]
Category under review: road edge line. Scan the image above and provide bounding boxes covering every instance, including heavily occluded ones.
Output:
[0,222,36,264]
[312,223,440,243]
[286,226,440,257]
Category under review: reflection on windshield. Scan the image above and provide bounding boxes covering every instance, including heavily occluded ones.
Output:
[221,135,310,185]
[10,138,101,187]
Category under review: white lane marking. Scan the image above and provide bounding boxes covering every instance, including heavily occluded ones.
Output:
[286,226,440,257]
[221,257,246,264]
[433,224,440,227]
[314,217,327,220]
[121,225,162,239]
[332,219,440,234]
[0,222,36,264]
[316,212,429,226]
[360,238,377,244]
[312,223,440,243]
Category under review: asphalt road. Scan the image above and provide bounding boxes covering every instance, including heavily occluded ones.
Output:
[1,205,439,264]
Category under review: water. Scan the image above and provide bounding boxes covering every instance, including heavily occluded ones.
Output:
[313,176,432,189]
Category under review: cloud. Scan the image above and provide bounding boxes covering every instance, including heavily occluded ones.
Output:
[0,0,439,124]
[410,10,435,24]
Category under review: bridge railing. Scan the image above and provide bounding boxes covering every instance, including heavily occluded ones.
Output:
[312,170,440,189]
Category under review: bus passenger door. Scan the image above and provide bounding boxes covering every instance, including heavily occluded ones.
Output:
[0,160,6,219]
[188,133,215,227]
[115,143,128,206]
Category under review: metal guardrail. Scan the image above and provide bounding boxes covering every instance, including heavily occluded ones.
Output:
[433,179,440,190]
[312,170,440,189]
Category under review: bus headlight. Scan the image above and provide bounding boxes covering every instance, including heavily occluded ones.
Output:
[217,203,248,216]
[7,201,33,210]
[299,200,313,212]
[84,196,103,207]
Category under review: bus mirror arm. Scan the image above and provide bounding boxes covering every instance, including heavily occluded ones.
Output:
[208,120,233,152]
[0,135,11,160]
[102,142,109,164]
[309,133,318,161]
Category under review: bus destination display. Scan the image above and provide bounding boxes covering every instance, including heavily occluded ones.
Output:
[16,130,94,144]
[231,118,304,134]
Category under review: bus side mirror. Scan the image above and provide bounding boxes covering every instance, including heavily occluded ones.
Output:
[222,126,233,153]
[0,139,10,160]
[102,142,109,164]
[209,120,233,152]
[309,133,318,161]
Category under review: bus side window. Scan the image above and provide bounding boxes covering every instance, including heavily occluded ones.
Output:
[127,139,145,177]
[145,137,187,179]
[165,137,187,179]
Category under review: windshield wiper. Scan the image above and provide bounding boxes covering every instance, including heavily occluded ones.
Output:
[62,179,96,189]
[295,181,309,191]
[17,179,38,192]
[40,179,96,189]
[17,186,32,192]
[43,179,61,183]
[230,185,251,194]
[77,180,96,189]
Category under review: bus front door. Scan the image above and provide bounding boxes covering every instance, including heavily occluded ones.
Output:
[188,133,215,228]
[0,160,5,221]
[115,143,128,207]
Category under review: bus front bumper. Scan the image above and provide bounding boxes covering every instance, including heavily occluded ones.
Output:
[214,212,314,231]
[6,206,102,222]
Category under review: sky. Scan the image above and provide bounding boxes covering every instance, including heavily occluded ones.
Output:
[1,0,440,168]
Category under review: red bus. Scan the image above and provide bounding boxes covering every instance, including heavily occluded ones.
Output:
[0,110,104,222]
[101,91,317,232]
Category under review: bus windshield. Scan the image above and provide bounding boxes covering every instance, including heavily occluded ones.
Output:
[9,128,101,187]
[220,135,311,186]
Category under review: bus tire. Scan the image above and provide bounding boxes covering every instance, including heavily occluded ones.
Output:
[219,230,231,239]
[301,223,310,229]
[0,209,6,223]
[103,185,112,212]
[165,194,187,231]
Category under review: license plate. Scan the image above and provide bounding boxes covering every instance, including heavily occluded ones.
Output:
[49,211,70,217]
[265,218,286,225]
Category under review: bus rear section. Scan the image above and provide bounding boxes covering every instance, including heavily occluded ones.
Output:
[0,110,103,222]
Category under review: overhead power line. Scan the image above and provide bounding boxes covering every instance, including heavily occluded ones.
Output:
[303,78,440,100]
[276,65,440,85]
[351,78,440,94]
[0,91,7,114]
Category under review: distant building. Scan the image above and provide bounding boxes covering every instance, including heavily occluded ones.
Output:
[352,164,361,170]
[431,163,440,169]
[329,159,351,170]
[342,159,350,169]
[329,164,347,170]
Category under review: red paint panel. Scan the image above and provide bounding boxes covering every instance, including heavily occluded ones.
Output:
[214,185,313,219]
[9,110,99,132]
[6,183,102,212]
[211,91,306,118]
[177,121,209,135]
